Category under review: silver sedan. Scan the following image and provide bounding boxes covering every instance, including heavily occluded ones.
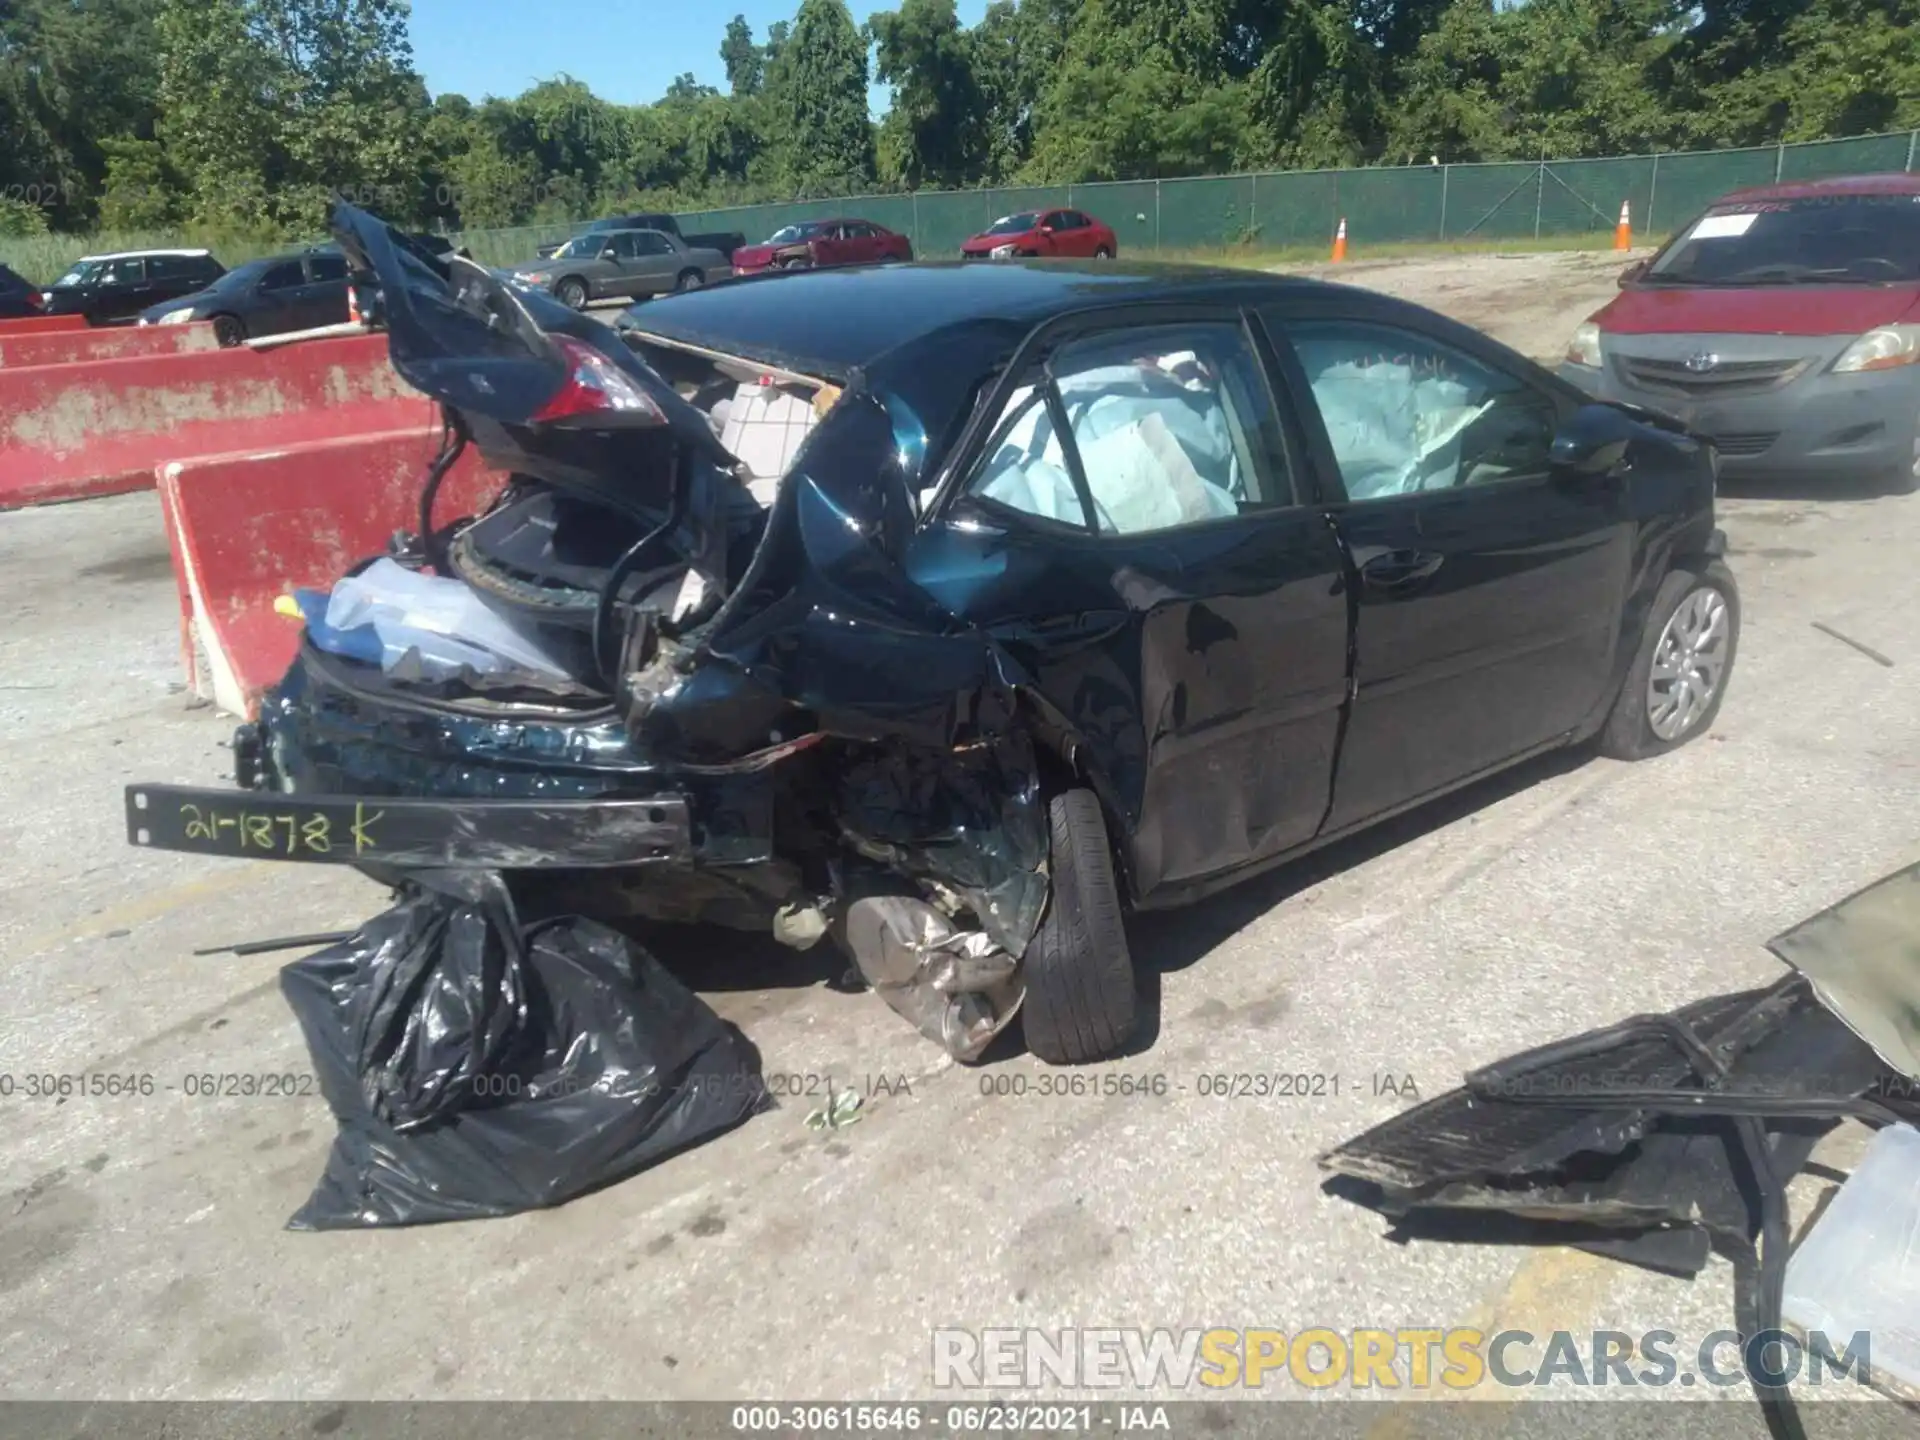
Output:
[507,229,727,309]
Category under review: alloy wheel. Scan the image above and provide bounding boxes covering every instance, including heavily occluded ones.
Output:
[1646,585,1730,741]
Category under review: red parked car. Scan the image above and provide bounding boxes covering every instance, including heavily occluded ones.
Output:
[960,208,1117,261]
[732,218,913,276]
[1560,172,1920,495]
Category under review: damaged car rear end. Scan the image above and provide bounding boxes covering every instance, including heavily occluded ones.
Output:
[139,202,1063,1062]
[130,201,1736,1070]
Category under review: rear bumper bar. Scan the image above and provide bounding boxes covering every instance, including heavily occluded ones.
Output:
[125,784,694,869]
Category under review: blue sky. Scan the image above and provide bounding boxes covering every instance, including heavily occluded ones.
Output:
[407,0,990,114]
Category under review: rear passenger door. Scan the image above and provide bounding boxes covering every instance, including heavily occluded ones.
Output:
[627,231,677,293]
[920,312,1353,899]
[1260,307,1634,832]
[298,252,350,329]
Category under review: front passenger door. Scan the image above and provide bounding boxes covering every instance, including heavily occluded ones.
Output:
[592,232,633,298]
[1263,311,1634,832]
[96,258,151,321]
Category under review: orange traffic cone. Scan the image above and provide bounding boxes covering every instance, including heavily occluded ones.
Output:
[1331,217,1348,263]
[1613,200,1632,251]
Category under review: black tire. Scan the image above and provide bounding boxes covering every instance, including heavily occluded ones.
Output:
[1020,788,1138,1065]
[210,314,245,347]
[554,277,588,310]
[674,268,704,292]
[1094,245,1114,259]
[1597,560,1740,761]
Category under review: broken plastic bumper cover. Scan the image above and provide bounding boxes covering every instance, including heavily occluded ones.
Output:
[124,783,694,869]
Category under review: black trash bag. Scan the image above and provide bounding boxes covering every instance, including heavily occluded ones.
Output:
[280,871,770,1229]
[349,877,528,1133]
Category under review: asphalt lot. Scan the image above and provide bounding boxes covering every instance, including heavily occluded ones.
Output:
[2,258,1918,1433]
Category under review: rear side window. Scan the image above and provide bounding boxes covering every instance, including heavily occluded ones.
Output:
[1650,195,1920,285]
[966,320,1293,535]
[148,255,203,281]
[1281,319,1558,500]
[308,253,347,282]
[0,265,28,294]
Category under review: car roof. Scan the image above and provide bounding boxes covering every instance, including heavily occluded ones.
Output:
[1715,171,1920,204]
[74,248,214,262]
[627,259,1324,377]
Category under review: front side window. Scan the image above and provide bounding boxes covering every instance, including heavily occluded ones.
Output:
[99,258,145,285]
[258,261,306,292]
[633,232,672,256]
[966,321,1290,536]
[1280,320,1557,501]
[308,253,348,282]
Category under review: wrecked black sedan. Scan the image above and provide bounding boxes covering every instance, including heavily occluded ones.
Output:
[126,202,1739,1066]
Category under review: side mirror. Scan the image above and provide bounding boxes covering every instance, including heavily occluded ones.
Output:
[1618,259,1649,288]
[1551,405,1633,476]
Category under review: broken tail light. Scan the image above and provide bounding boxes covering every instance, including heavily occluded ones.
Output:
[531,335,669,427]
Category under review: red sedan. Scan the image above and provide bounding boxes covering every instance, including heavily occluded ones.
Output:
[960,207,1117,260]
[732,218,913,276]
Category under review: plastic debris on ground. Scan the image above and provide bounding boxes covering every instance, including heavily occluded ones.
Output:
[805,1087,865,1132]
[279,870,770,1229]
[308,556,574,684]
[1781,1122,1920,1400]
[1319,858,1920,1428]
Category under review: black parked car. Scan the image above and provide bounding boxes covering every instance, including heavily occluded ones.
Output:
[139,245,350,344]
[126,203,1739,1068]
[0,262,43,320]
[40,249,225,325]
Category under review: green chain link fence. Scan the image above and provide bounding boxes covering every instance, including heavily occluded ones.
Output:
[451,128,1920,267]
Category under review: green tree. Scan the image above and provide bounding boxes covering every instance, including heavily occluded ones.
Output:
[155,0,282,226]
[870,0,987,187]
[766,0,874,191]
[0,0,165,227]
[721,13,764,95]
[97,137,185,229]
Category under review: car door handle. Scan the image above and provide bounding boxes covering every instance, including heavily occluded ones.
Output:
[1360,549,1445,592]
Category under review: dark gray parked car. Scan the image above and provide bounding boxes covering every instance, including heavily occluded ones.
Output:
[138,246,350,344]
[507,229,728,310]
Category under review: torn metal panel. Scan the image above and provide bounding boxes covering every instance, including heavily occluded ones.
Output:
[1767,858,1920,1082]
[834,734,1050,956]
